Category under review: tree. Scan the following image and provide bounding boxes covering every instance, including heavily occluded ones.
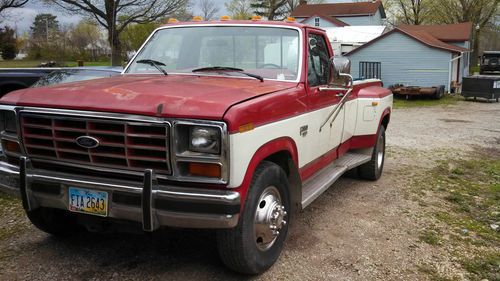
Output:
[69,20,102,60]
[251,0,289,20]
[0,0,27,15]
[120,22,159,53]
[391,0,431,25]
[199,0,219,20]
[225,0,253,19]
[30,14,60,42]
[429,0,499,65]
[47,0,189,66]
[0,25,17,60]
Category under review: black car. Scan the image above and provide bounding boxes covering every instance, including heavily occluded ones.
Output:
[480,51,500,75]
[32,67,122,87]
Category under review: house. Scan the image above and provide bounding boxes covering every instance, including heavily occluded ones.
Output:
[345,22,472,92]
[323,25,387,56]
[291,0,386,27]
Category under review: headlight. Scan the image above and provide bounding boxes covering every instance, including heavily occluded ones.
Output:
[0,110,17,133]
[189,126,220,154]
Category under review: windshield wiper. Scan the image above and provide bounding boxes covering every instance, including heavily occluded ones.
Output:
[192,66,264,82]
[136,59,168,75]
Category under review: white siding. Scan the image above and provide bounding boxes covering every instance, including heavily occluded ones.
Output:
[301,17,338,28]
[337,10,383,26]
[449,41,471,78]
[347,32,453,91]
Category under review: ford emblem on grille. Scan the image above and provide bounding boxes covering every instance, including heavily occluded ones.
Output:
[76,136,100,149]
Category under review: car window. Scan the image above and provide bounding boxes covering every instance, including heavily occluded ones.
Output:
[307,33,330,87]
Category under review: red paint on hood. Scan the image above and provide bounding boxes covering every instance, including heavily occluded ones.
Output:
[1,75,297,120]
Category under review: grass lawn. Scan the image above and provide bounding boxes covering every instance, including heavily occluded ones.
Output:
[413,152,500,281]
[0,60,112,68]
[393,94,463,109]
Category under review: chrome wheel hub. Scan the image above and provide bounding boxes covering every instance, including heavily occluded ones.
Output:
[254,186,287,251]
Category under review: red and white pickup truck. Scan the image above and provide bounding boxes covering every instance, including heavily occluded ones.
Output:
[0,19,392,274]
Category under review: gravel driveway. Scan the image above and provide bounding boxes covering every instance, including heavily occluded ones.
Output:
[0,100,499,281]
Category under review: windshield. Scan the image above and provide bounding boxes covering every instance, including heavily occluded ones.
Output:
[33,70,120,87]
[126,26,300,81]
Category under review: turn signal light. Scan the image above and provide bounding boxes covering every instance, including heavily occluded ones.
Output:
[167,18,179,23]
[188,162,222,178]
[286,17,296,22]
[238,123,254,133]
[220,15,231,21]
[251,15,262,21]
[2,140,20,154]
[192,16,203,21]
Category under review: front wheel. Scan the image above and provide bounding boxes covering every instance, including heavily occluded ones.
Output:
[358,126,386,180]
[216,161,290,274]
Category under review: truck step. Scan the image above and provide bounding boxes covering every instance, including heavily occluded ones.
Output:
[301,152,371,208]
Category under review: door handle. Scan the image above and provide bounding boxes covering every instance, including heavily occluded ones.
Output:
[336,93,344,97]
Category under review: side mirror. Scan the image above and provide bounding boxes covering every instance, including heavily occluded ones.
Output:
[330,56,352,88]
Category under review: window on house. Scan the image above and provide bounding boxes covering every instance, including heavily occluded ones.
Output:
[314,17,320,26]
[359,61,381,79]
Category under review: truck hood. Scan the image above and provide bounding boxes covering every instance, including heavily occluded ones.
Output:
[1,75,297,120]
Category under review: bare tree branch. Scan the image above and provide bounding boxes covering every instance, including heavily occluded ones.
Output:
[199,0,219,20]
[0,0,28,15]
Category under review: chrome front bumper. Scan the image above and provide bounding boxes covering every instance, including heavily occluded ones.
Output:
[0,157,240,230]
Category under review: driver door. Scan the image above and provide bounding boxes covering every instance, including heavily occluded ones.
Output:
[306,32,345,161]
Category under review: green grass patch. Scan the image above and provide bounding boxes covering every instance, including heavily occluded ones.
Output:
[461,253,500,281]
[419,229,442,245]
[393,94,463,109]
[413,153,500,279]
[0,60,112,68]
[470,66,480,75]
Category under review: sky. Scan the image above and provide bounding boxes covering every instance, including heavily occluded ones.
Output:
[1,0,356,34]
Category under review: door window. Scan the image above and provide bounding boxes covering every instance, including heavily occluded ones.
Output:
[307,33,330,87]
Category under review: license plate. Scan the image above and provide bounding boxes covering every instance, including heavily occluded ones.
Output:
[68,187,108,217]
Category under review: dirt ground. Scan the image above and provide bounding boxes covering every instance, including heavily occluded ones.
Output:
[0,99,499,281]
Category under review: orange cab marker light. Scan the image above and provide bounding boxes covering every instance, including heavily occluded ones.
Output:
[3,140,20,153]
[251,15,262,21]
[238,123,254,133]
[188,163,222,178]
[286,17,296,22]
[192,16,203,21]
[220,15,231,21]
[372,101,379,106]
[167,18,178,23]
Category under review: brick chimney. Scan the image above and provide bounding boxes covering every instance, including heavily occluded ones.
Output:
[299,0,307,5]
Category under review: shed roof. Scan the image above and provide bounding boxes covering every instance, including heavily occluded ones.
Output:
[291,1,385,18]
[346,24,471,56]
[398,22,473,42]
[299,14,349,27]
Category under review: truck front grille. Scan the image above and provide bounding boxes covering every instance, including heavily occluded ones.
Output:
[20,114,170,174]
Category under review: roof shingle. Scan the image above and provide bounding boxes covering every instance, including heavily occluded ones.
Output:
[398,22,472,42]
[291,1,384,18]
[346,23,472,56]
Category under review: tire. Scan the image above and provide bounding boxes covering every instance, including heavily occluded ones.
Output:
[434,85,445,99]
[26,207,80,237]
[216,161,290,274]
[358,126,386,181]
